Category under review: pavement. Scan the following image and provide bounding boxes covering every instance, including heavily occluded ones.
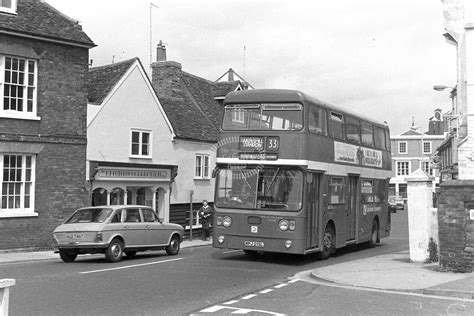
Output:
[1,241,473,301]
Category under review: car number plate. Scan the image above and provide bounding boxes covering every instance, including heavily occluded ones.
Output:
[244,241,264,248]
[66,233,84,240]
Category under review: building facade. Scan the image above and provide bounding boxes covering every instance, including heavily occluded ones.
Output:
[0,0,94,249]
[86,58,177,222]
[390,111,446,199]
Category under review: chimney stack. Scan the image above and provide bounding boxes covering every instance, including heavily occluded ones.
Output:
[156,40,167,62]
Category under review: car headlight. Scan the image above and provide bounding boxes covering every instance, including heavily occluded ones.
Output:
[216,216,223,226]
[217,235,225,244]
[222,216,232,227]
[279,219,289,231]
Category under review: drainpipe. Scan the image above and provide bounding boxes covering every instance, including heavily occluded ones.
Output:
[189,190,194,241]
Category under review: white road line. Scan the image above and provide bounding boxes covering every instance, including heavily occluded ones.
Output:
[79,258,183,274]
[274,283,288,289]
[288,279,299,284]
[223,300,239,305]
[259,289,274,294]
[241,294,257,300]
[222,250,241,254]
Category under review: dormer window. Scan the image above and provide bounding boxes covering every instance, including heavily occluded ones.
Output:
[0,0,17,15]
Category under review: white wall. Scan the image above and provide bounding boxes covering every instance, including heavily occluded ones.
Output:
[87,64,176,166]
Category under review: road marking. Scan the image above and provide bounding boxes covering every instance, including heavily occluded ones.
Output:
[222,250,241,254]
[274,283,288,289]
[293,272,474,303]
[223,300,239,305]
[288,279,299,284]
[199,305,286,315]
[79,258,183,274]
[260,289,273,294]
[241,294,257,300]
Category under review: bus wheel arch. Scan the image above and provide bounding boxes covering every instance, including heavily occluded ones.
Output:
[318,221,336,260]
[368,216,380,248]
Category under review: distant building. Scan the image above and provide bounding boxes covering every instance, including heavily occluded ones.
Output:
[389,110,446,199]
[0,0,94,249]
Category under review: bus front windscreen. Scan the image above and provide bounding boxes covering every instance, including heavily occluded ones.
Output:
[215,167,303,211]
[222,103,303,131]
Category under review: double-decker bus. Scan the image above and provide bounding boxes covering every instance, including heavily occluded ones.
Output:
[212,89,391,258]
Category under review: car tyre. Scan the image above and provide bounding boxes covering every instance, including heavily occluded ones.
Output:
[368,220,379,248]
[166,235,180,255]
[318,224,336,260]
[59,251,77,263]
[105,238,124,263]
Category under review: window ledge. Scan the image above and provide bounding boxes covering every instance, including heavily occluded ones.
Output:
[194,178,211,181]
[0,113,41,121]
[0,212,38,218]
[129,156,152,160]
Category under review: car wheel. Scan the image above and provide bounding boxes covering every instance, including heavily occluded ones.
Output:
[318,224,335,260]
[59,251,77,263]
[125,251,137,258]
[105,239,124,263]
[368,220,379,248]
[166,235,180,255]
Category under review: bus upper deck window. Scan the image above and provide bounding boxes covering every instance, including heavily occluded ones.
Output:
[329,112,345,140]
[345,116,361,144]
[361,122,374,147]
[309,107,327,135]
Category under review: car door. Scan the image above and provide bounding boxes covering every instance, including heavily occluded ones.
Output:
[122,208,147,247]
[142,208,168,246]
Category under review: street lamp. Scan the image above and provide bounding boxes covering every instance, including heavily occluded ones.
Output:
[433,85,454,91]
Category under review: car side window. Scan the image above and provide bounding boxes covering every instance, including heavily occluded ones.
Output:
[124,209,141,223]
[142,209,158,222]
[110,210,122,223]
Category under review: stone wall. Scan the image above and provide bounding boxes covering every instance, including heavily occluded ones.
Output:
[437,180,474,272]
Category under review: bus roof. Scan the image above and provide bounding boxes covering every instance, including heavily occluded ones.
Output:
[224,89,388,128]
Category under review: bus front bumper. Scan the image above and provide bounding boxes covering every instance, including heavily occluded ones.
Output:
[212,234,306,254]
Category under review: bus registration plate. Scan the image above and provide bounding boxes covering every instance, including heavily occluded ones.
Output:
[244,241,265,248]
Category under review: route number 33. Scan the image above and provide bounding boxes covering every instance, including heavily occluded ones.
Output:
[266,137,279,151]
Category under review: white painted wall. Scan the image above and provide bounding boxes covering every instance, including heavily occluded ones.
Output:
[170,139,216,205]
[87,64,176,166]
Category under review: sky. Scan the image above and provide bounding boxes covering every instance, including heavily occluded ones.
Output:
[47,0,456,135]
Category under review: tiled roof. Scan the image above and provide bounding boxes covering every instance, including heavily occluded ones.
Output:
[156,71,240,142]
[87,58,137,104]
[0,0,95,47]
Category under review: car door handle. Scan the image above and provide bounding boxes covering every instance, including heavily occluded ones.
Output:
[124,225,130,229]
[145,225,151,229]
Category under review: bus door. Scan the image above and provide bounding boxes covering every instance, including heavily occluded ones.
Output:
[306,172,320,249]
[347,175,358,241]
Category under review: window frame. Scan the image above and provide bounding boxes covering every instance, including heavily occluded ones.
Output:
[329,177,345,205]
[421,161,433,176]
[0,0,17,14]
[398,141,407,154]
[308,106,328,136]
[328,111,345,140]
[423,141,432,154]
[195,154,210,180]
[0,153,36,218]
[396,161,410,176]
[345,116,361,144]
[0,55,39,120]
[130,129,152,158]
[360,121,374,147]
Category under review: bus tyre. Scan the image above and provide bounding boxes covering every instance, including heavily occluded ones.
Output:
[368,220,379,248]
[318,225,335,260]
[105,238,124,263]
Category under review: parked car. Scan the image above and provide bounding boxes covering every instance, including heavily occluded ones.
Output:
[388,196,397,213]
[394,196,405,210]
[53,205,184,263]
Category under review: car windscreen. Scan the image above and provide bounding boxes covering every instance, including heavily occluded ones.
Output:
[65,208,113,224]
[222,103,303,131]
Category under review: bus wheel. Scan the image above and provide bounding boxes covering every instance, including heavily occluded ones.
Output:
[368,220,379,248]
[318,225,335,260]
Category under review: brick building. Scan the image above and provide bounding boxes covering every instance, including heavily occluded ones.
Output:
[0,0,94,249]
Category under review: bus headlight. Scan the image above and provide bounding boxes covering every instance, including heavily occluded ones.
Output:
[289,220,296,231]
[217,235,225,244]
[284,240,292,249]
[223,216,232,227]
[216,216,223,226]
[279,220,289,231]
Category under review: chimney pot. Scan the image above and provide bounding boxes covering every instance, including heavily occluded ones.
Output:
[156,40,167,62]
